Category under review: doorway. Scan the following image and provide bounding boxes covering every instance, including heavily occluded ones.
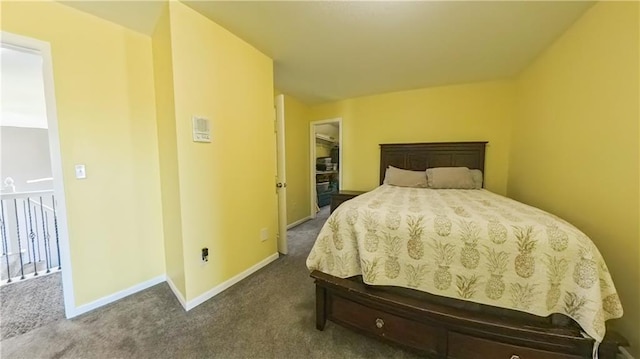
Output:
[309,118,342,219]
[1,32,74,326]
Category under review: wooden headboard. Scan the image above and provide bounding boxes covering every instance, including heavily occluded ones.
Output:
[379,142,488,185]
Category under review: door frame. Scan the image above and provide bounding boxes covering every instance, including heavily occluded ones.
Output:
[2,31,76,318]
[274,94,287,254]
[309,118,343,219]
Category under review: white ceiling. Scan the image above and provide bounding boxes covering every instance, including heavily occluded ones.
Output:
[60,1,594,104]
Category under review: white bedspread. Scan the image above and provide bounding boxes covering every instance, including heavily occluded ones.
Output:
[306,185,622,344]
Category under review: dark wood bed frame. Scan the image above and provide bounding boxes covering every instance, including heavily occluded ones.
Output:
[310,142,627,359]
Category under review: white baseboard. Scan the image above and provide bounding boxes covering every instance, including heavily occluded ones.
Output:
[287,216,311,229]
[166,275,187,310]
[72,274,166,317]
[67,253,279,317]
[619,347,635,359]
[185,252,279,311]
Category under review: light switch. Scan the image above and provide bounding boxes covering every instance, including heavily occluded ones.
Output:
[75,164,86,179]
[192,116,211,143]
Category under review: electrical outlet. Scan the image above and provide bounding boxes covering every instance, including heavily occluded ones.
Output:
[260,228,269,241]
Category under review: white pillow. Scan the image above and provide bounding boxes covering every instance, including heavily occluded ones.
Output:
[470,169,483,189]
[383,166,428,188]
[426,167,475,189]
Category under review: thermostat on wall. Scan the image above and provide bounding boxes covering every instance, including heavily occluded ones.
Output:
[192,116,211,143]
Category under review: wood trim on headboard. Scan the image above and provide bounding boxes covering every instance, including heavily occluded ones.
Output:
[379,142,488,185]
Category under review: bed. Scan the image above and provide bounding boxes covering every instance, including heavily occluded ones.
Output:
[307,142,627,359]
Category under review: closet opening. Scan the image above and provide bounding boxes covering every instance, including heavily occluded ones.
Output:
[309,118,342,218]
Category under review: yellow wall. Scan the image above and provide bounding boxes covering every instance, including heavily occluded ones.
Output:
[282,94,311,225]
[167,2,277,301]
[1,1,165,305]
[151,4,186,297]
[4,5,637,352]
[509,2,639,354]
[309,80,515,195]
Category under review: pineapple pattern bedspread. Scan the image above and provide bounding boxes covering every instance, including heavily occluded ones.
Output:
[306,185,622,344]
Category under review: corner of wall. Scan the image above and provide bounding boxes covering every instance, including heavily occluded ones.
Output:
[151,2,187,299]
[162,1,277,304]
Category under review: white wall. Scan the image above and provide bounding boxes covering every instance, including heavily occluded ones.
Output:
[1,45,52,192]
[1,126,53,192]
[1,46,48,129]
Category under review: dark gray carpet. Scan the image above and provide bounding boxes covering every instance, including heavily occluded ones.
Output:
[1,271,64,340]
[0,206,419,359]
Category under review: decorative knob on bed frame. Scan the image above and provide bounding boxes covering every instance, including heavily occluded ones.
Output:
[510,355,520,359]
[375,318,384,328]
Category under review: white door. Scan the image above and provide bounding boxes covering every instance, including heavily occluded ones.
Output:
[275,95,288,255]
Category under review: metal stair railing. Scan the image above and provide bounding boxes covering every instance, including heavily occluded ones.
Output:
[0,190,60,283]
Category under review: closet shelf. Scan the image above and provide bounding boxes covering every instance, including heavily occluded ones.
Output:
[315,133,338,145]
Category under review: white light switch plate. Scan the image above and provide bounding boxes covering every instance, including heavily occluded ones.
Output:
[75,164,86,179]
[192,116,211,143]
